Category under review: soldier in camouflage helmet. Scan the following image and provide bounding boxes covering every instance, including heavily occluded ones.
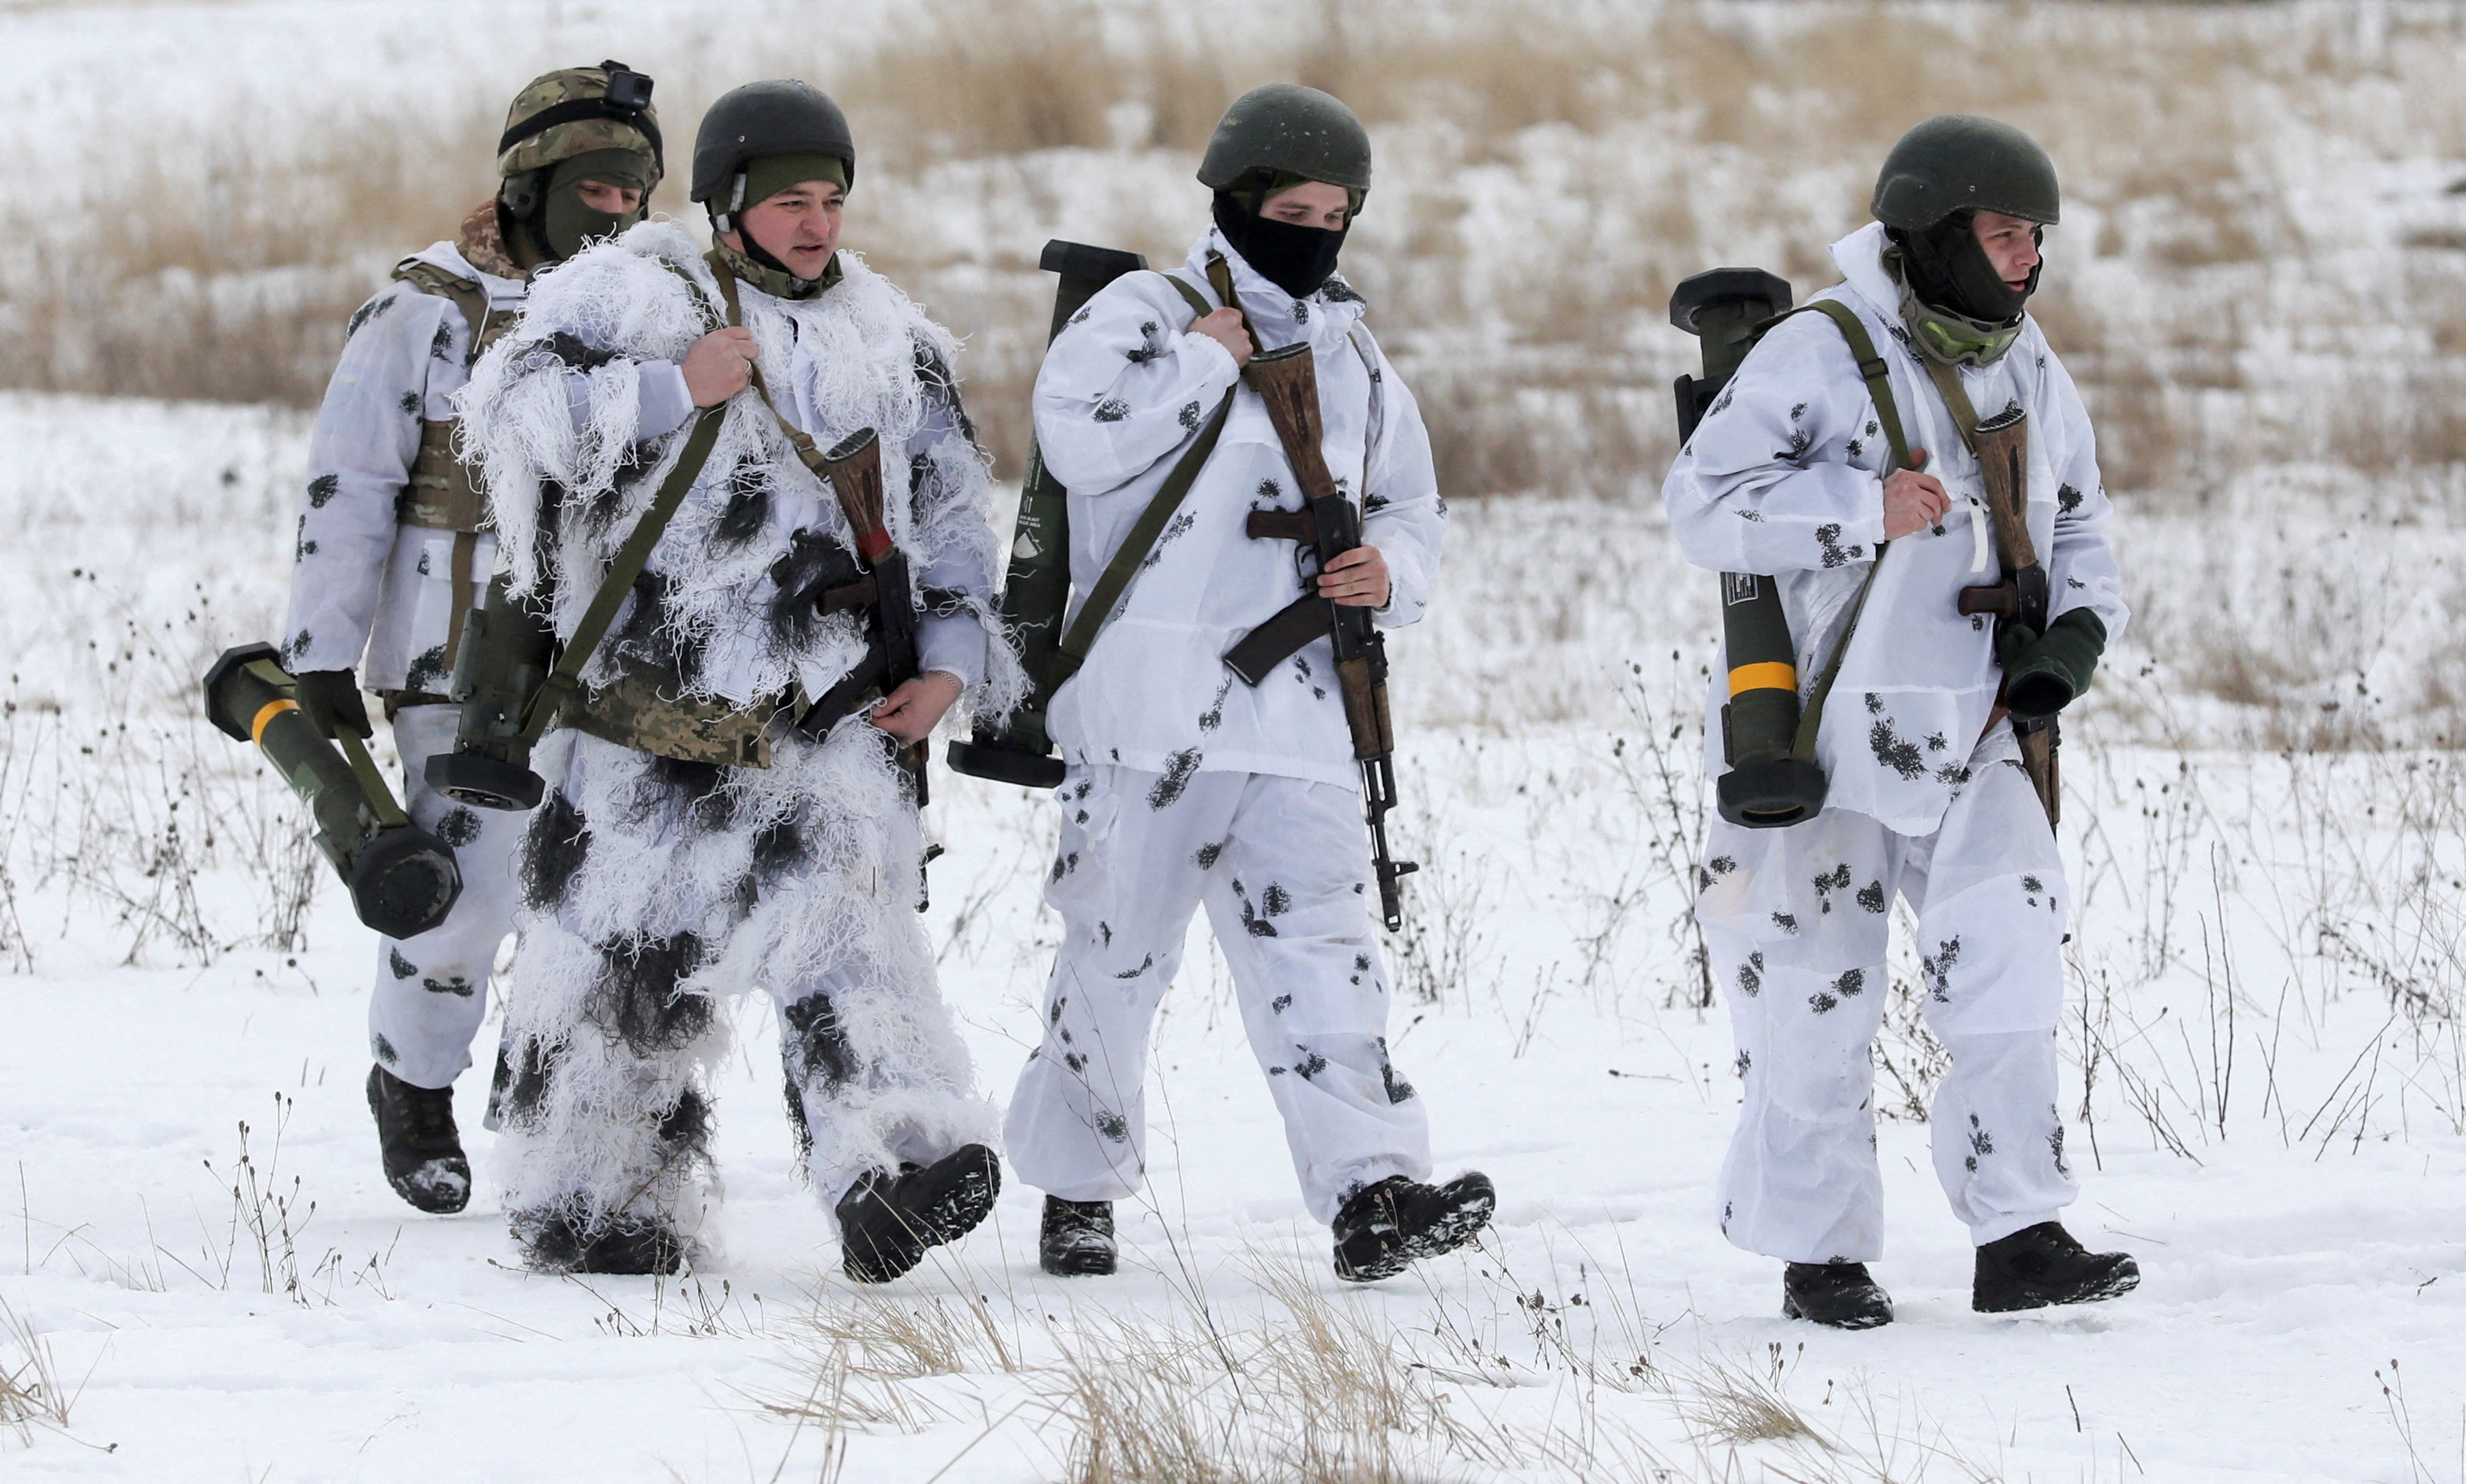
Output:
[450,80,1019,1279]
[278,61,662,1218]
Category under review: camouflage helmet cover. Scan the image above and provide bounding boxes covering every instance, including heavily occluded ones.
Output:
[1870,114,2059,231]
[497,61,664,183]
[1197,84,1372,201]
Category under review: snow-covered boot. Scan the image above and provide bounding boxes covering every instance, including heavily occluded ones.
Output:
[1040,1196,1116,1277]
[366,1064,471,1214]
[516,1203,686,1275]
[1782,1262,1894,1329]
[1972,1222,2139,1312]
[1332,1172,1496,1282]
[836,1144,1001,1283]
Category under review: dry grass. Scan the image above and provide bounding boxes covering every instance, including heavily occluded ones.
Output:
[0,1298,76,1447]
[8,0,2464,503]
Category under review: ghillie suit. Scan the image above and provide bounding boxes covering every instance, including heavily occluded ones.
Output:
[458,219,1018,1268]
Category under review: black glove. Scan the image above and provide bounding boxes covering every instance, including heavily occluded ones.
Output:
[291,668,372,740]
[1995,607,2106,719]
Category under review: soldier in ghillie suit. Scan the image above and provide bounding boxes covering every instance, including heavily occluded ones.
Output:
[1665,116,2137,1328]
[454,80,1018,1278]
[279,61,663,1215]
[1002,85,1492,1283]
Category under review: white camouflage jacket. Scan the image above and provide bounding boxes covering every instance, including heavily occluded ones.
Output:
[1036,227,1446,790]
[1664,221,2129,834]
[280,241,568,692]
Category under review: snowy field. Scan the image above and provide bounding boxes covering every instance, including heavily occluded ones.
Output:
[5,1,2466,1481]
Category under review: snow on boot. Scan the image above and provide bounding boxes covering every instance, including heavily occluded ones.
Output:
[1782,1262,1895,1329]
[366,1064,471,1215]
[1972,1222,2139,1313]
[836,1144,1001,1283]
[1332,1172,1496,1283]
[1040,1196,1116,1277]
[516,1202,687,1275]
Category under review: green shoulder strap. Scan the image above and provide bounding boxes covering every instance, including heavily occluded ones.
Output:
[1763,298,1909,765]
[1048,270,1237,685]
[516,259,731,743]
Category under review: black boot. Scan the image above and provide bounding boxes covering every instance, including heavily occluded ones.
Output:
[366,1064,471,1215]
[1973,1222,2139,1312]
[1332,1172,1496,1282]
[513,1201,686,1275]
[836,1144,1001,1283]
[1040,1196,1116,1277]
[1782,1262,1894,1329]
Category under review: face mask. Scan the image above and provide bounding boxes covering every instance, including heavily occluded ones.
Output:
[1885,230,2038,368]
[1213,192,1347,300]
[509,149,654,265]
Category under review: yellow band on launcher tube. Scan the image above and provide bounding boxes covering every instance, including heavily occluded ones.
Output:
[250,698,299,745]
[1727,662,1797,697]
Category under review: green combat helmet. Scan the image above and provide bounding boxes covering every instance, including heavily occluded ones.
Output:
[1872,115,2059,366]
[495,60,664,265]
[1198,83,1372,214]
[1870,114,2059,231]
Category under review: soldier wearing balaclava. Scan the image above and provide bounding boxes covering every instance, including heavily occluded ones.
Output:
[1665,115,2135,1329]
[278,61,664,1219]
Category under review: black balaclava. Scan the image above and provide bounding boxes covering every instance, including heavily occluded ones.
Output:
[1889,211,2041,325]
[1213,191,1347,301]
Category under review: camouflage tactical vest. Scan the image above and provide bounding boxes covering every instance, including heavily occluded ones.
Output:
[390,257,520,678]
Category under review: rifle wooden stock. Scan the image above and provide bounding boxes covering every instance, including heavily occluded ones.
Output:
[1242,344,1341,503]
[1958,405,2062,827]
[821,428,892,565]
[1338,655,1392,762]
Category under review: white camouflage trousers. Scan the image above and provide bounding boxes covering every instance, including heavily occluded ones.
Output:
[1006,765,1429,1224]
[1699,746,2078,1264]
[368,703,525,1090]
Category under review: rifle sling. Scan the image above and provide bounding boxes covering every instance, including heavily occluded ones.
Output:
[517,256,734,744]
[1051,270,1235,684]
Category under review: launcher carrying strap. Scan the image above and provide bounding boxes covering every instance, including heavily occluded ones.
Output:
[1048,268,1237,686]
[1757,298,1911,765]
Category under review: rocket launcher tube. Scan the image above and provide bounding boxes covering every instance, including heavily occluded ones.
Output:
[425,569,558,812]
[1668,267,1830,829]
[204,643,463,938]
[949,239,1153,790]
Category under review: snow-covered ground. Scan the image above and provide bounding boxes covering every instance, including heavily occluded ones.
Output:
[3,383,2463,1481]
[6,0,2466,1477]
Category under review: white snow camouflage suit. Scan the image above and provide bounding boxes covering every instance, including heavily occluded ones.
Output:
[456,220,1018,1258]
[1664,222,2129,1264]
[1005,226,1449,1225]
[281,222,534,1093]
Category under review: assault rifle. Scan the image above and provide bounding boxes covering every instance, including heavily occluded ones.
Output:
[1953,407,2061,824]
[792,426,931,805]
[1222,342,1418,932]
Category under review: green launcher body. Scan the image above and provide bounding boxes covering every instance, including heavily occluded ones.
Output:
[426,569,559,813]
[202,643,463,939]
[1669,267,1830,829]
[945,239,1153,791]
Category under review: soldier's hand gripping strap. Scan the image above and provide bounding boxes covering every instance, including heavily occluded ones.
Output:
[1048,266,1239,689]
